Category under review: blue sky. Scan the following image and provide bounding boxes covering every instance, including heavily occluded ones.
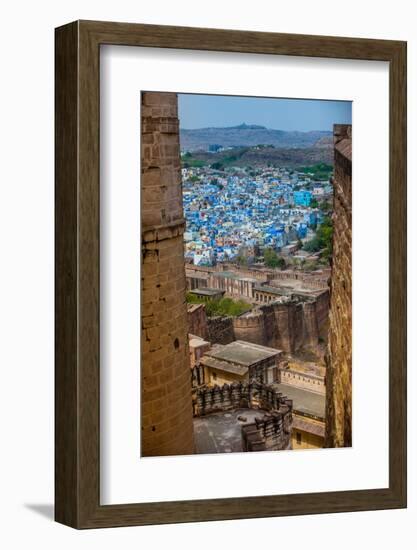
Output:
[178,94,352,132]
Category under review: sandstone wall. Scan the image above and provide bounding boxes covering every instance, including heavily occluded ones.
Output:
[315,290,330,340]
[141,92,195,457]
[303,301,319,348]
[187,303,209,340]
[194,381,293,452]
[207,316,235,344]
[233,310,266,346]
[233,294,329,353]
[325,124,352,448]
[194,380,292,418]
[242,412,292,452]
[279,368,325,395]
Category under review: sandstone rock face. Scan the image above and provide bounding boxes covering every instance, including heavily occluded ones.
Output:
[141,92,195,457]
[325,124,352,448]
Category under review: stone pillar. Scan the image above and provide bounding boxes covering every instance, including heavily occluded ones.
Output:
[141,92,195,457]
[325,124,352,448]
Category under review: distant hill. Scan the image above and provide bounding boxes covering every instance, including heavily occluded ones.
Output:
[183,145,333,169]
[314,135,334,148]
[180,123,332,151]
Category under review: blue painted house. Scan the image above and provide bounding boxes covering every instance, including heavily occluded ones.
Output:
[293,190,312,207]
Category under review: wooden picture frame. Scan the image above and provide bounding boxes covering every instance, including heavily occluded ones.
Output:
[55,20,407,528]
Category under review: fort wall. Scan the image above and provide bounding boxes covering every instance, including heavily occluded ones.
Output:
[233,292,329,353]
[194,380,292,418]
[194,381,293,451]
[187,303,209,340]
[232,310,266,346]
[141,92,195,457]
[325,124,352,447]
[207,316,235,344]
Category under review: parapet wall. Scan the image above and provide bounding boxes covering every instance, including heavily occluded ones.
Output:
[242,412,292,451]
[194,381,293,451]
[279,368,325,395]
[232,310,266,345]
[194,380,292,416]
[233,291,329,353]
[207,316,235,344]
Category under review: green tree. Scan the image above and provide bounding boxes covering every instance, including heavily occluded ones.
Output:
[321,200,332,212]
[303,216,333,260]
[236,254,248,266]
[186,294,251,317]
[264,248,286,269]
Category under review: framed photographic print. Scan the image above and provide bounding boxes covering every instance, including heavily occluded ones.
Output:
[55,20,407,528]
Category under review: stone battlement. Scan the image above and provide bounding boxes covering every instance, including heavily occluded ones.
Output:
[194,380,292,417]
[242,411,292,451]
[194,380,293,451]
[233,291,329,353]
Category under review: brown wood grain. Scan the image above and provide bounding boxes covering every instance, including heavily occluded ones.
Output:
[55,20,407,529]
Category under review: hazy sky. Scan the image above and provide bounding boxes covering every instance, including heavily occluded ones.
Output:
[178,94,352,132]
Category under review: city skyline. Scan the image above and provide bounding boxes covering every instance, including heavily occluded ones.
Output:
[178,93,352,132]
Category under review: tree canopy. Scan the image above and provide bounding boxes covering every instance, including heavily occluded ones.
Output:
[264,248,286,269]
[303,216,333,260]
[186,294,251,317]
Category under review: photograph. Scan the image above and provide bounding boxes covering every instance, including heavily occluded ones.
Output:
[141,91,352,457]
[0,0,409,540]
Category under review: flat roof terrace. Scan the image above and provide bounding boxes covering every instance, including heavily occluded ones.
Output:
[273,383,325,419]
[189,288,225,297]
[194,408,269,454]
[205,340,281,367]
[254,284,291,296]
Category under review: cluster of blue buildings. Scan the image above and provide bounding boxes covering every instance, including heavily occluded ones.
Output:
[293,190,312,207]
[182,167,328,266]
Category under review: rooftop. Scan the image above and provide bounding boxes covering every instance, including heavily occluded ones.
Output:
[205,340,281,367]
[189,335,210,349]
[273,383,325,419]
[189,288,225,297]
[292,416,325,438]
[199,355,248,376]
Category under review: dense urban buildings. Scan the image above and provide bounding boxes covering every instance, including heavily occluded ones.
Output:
[140,91,352,456]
